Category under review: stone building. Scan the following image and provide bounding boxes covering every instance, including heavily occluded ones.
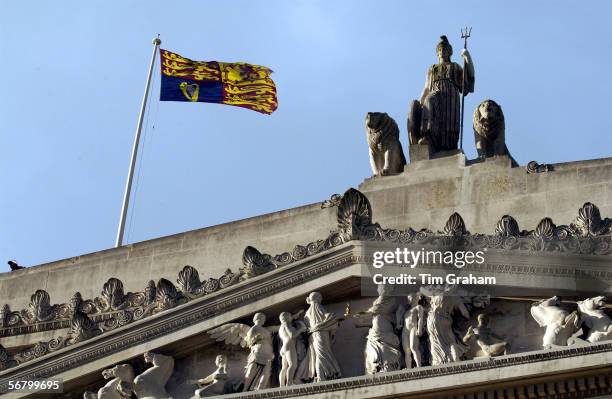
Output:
[2,144,612,398]
[1,36,611,394]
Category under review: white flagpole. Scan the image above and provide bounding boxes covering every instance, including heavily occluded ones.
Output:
[115,37,161,247]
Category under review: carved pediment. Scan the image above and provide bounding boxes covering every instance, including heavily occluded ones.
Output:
[3,189,612,387]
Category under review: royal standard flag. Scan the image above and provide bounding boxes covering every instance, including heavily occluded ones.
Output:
[159,49,278,114]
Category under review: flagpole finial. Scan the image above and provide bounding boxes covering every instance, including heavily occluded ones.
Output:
[153,37,161,45]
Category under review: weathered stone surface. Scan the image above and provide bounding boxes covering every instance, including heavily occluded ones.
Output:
[366,112,406,176]
[408,35,475,155]
[408,143,431,163]
[0,204,337,310]
[3,155,612,332]
[360,154,612,236]
[473,99,516,164]
[3,151,612,398]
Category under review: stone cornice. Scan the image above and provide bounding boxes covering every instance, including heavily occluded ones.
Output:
[3,188,612,377]
[0,244,360,394]
[2,240,611,395]
[218,343,612,399]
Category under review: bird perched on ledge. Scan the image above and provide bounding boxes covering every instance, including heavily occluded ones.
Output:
[8,260,25,271]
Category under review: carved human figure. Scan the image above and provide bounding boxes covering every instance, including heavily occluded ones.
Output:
[83,364,135,399]
[355,285,402,374]
[278,311,307,386]
[576,296,612,343]
[133,352,174,399]
[426,293,470,365]
[530,296,580,347]
[409,35,475,153]
[296,292,342,382]
[462,314,509,357]
[400,293,425,368]
[193,354,229,397]
[208,312,275,391]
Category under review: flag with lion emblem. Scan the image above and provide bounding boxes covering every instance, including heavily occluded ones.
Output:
[159,49,278,114]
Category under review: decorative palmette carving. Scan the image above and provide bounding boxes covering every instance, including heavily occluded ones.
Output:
[95,278,128,312]
[67,310,101,345]
[241,246,275,278]
[153,279,186,313]
[495,215,521,237]
[265,195,612,273]
[21,290,56,324]
[177,265,204,297]
[337,188,373,241]
[443,213,468,236]
[571,202,612,237]
[530,218,573,247]
[533,217,555,240]
[6,191,612,373]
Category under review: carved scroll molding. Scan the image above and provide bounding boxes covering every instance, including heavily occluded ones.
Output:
[264,190,612,275]
[3,188,612,373]
[0,248,360,393]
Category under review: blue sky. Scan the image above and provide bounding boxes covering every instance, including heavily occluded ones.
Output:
[1,1,611,272]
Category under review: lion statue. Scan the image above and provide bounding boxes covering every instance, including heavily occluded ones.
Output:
[365,112,406,176]
[577,296,612,343]
[473,100,516,165]
[83,363,134,399]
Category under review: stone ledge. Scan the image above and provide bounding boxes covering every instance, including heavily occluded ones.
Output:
[217,343,612,399]
[0,244,362,396]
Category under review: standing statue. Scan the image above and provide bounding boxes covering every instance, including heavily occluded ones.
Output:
[400,293,425,368]
[193,354,229,397]
[426,293,470,365]
[83,364,135,399]
[365,112,406,176]
[530,296,580,347]
[295,292,342,382]
[409,35,475,153]
[462,314,509,357]
[354,285,403,374]
[208,313,275,391]
[278,311,307,387]
[576,296,612,343]
[133,352,174,399]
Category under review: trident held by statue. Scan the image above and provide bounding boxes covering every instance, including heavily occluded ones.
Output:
[459,27,472,151]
